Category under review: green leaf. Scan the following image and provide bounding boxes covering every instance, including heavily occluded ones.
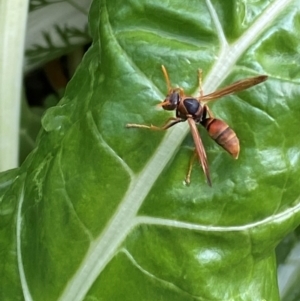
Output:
[1,0,300,300]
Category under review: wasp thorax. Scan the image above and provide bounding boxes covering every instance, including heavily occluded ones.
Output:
[183,98,201,116]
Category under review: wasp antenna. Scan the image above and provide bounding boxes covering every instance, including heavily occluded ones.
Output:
[161,65,172,91]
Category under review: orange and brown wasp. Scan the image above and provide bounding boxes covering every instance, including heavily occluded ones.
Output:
[126,66,268,186]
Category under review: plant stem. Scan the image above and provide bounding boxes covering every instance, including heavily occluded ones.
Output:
[0,0,30,171]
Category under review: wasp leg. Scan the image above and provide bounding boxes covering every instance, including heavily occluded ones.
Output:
[126,117,183,131]
[185,150,197,185]
[198,69,203,97]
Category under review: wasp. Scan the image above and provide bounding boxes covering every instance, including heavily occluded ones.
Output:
[126,66,268,186]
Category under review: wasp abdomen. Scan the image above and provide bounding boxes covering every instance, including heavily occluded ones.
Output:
[202,118,240,159]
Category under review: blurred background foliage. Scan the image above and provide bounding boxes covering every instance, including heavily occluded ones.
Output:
[22,0,92,163]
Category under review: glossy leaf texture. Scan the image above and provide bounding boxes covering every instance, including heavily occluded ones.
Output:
[1,0,300,300]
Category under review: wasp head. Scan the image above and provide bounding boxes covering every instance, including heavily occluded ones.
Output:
[158,89,181,111]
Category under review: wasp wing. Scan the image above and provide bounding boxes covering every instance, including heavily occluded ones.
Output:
[200,75,268,102]
[187,117,211,186]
